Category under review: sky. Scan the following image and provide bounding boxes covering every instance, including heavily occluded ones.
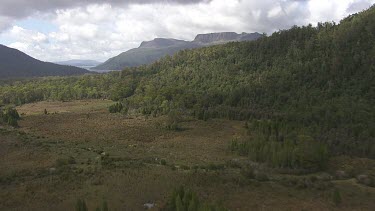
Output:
[0,0,374,62]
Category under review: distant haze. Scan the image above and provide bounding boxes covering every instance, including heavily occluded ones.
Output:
[54,59,101,69]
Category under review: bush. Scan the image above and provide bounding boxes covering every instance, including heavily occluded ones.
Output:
[160,159,167,165]
[76,199,88,211]
[255,172,269,182]
[207,163,225,171]
[162,186,227,211]
[356,175,375,187]
[100,200,109,211]
[241,166,255,179]
[165,110,182,131]
[56,157,75,167]
[332,189,342,206]
[229,138,239,152]
[1,107,20,127]
[108,102,124,113]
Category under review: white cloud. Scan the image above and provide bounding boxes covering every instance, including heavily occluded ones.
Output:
[1,0,375,62]
[0,16,13,32]
[9,26,49,43]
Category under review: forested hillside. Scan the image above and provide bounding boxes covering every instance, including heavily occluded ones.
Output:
[1,6,374,159]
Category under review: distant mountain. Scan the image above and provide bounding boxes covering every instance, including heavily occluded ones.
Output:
[92,38,198,71]
[192,32,263,45]
[0,45,90,79]
[92,32,263,71]
[54,59,101,68]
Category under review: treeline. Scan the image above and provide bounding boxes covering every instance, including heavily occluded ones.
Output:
[0,68,144,105]
[1,6,375,159]
[163,186,227,211]
[231,119,329,171]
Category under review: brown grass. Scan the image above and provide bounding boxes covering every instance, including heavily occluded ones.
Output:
[0,100,373,211]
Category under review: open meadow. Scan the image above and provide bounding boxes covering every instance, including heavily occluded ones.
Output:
[0,100,374,210]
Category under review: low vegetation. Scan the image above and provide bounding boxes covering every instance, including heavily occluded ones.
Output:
[163,186,227,211]
[0,107,20,127]
[0,100,374,210]
[108,102,124,113]
[231,119,329,171]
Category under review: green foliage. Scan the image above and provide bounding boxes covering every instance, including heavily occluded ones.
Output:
[0,70,140,105]
[231,120,329,171]
[76,199,88,211]
[332,189,342,206]
[0,107,20,127]
[108,102,124,113]
[165,110,182,131]
[76,199,109,211]
[101,200,109,211]
[161,159,167,165]
[55,157,76,167]
[163,186,227,211]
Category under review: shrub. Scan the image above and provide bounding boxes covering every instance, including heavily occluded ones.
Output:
[108,102,124,113]
[356,175,375,187]
[56,157,75,167]
[162,186,227,211]
[165,110,182,131]
[76,199,88,211]
[229,138,239,152]
[1,107,20,127]
[101,200,109,211]
[160,159,167,165]
[332,189,342,206]
[207,163,225,171]
[255,172,269,182]
[241,167,255,179]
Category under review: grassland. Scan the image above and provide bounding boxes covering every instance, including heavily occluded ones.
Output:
[0,100,374,210]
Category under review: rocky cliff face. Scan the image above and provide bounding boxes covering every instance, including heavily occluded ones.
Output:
[139,38,190,48]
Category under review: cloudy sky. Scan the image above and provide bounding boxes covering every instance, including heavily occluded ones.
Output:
[0,0,374,62]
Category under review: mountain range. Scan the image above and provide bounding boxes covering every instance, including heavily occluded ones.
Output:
[0,45,90,79]
[92,32,263,71]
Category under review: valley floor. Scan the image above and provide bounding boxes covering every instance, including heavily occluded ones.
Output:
[0,100,374,210]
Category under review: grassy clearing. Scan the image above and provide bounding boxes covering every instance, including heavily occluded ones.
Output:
[0,100,374,210]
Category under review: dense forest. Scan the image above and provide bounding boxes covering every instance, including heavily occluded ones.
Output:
[1,5,375,165]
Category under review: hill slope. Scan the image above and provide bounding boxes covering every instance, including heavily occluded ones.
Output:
[1,7,374,158]
[92,32,263,71]
[0,45,90,79]
[124,7,375,157]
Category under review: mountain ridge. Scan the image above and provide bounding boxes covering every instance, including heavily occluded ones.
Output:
[92,32,263,71]
[0,45,90,79]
